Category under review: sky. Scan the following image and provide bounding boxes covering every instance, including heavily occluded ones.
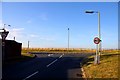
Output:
[0,2,118,49]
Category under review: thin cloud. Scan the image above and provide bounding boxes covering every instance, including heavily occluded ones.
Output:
[26,19,32,23]
[6,28,25,40]
[29,34,55,41]
[12,28,24,31]
[30,34,39,38]
[39,14,48,21]
[40,37,55,41]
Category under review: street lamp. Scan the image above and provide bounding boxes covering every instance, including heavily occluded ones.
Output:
[68,28,70,53]
[85,10,101,64]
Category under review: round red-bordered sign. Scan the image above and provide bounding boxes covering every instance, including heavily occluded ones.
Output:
[94,37,100,44]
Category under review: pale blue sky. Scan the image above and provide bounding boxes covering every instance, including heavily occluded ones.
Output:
[1,2,118,49]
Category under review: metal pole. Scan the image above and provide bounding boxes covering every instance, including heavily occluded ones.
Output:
[68,28,69,53]
[2,39,5,63]
[98,12,101,64]
[14,37,15,41]
[98,12,101,62]
[27,41,29,53]
[94,44,98,64]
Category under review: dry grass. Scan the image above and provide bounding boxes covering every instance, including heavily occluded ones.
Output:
[21,52,35,57]
[22,47,96,53]
[83,51,119,78]
[22,47,119,53]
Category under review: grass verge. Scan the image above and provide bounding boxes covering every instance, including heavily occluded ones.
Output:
[21,52,35,58]
[82,52,119,78]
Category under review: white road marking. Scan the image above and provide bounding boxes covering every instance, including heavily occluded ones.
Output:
[59,55,63,58]
[23,71,39,80]
[46,59,58,67]
[47,54,64,67]
[48,54,50,56]
[48,54,53,57]
[23,54,64,80]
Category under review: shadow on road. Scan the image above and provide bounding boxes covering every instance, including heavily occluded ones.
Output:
[3,55,36,68]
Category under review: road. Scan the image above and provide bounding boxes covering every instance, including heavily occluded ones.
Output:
[3,53,93,80]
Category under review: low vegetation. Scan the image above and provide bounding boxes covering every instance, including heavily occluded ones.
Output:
[22,47,96,53]
[82,50,119,78]
[22,47,118,53]
[21,52,35,58]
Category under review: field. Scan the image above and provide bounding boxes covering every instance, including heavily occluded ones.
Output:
[22,47,118,53]
[22,47,96,53]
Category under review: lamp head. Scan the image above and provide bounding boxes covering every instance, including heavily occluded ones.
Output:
[85,10,94,13]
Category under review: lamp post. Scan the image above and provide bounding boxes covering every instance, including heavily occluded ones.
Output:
[85,10,101,64]
[68,28,70,53]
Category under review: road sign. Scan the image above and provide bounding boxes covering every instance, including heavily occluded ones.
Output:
[94,37,100,44]
[1,31,9,40]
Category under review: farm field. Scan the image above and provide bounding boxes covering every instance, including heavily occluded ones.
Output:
[22,47,118,53]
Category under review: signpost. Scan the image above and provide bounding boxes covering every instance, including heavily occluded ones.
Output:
[0,28,9,62]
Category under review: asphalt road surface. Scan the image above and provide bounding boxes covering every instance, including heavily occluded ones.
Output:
[3,53,93,80]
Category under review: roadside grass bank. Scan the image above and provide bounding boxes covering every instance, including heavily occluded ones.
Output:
[82,51,119,79]
[22,52,35,58]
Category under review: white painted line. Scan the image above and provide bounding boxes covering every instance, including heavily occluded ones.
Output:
[59,55,63,58]
[23,71,39,80]
[48,54,53,57]
[48,54,50,56]
[46,59,58,67]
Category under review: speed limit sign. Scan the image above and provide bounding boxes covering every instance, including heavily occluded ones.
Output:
[94,37,101,44]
